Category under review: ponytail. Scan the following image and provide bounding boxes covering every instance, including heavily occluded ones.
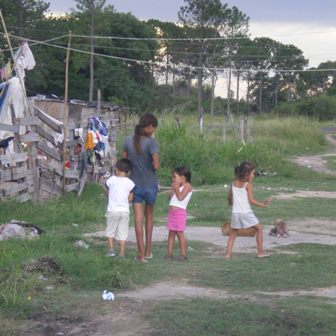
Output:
[133,113,158,155]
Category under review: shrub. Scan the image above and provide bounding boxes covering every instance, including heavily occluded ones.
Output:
[273,96,336,121]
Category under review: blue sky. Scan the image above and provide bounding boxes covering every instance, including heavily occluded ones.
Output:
[46,1,336,68]
[48,0,336,25]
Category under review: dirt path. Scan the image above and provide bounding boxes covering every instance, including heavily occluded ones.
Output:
[27,301,152,336]
[292,133,336,175]
[117,280,336,303]
[85,225,336,253]
[274,190,336,200]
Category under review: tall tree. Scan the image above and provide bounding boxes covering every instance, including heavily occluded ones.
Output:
[178,0,248,133]
[74,0,106,101]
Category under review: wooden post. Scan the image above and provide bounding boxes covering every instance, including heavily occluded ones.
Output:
[62,32,72,194]
[240,116,244,142]
[97,89,101,114]
[110,110,117,173]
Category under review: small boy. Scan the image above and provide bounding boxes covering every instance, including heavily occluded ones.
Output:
[104,158,135,258]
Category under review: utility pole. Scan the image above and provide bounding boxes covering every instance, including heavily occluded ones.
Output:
[89,0,95,102]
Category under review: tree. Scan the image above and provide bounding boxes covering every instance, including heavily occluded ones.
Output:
[74,0,106,101]
[178,0,249,133]
[247,38,307,113]
[300,61,336,97]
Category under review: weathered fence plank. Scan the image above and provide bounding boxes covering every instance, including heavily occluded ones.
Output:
[35,106,63,133]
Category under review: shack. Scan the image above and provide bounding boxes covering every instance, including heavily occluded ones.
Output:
[0,96,127,203]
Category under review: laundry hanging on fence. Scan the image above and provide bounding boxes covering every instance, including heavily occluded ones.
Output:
[14,41,36,80]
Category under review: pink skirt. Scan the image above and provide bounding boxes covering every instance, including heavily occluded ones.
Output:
[167,207,187,232]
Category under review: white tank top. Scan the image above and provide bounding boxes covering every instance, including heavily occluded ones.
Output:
[169,185,192,209]
[232,182,252,213]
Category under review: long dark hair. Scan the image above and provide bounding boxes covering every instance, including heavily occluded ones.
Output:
[133,113,158,155]
[234,161,256,180]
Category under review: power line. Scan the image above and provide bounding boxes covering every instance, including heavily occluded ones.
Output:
[0,33,68,53]
[70,33,250,41]
[7,34,336,74]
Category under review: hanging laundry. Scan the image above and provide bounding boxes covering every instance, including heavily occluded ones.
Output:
[88,116,108,136]
[0,61,12,82]
[14,41,36,80]
[85,131,95,150]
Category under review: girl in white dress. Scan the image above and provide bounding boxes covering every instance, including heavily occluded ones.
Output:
[226,162,272,259]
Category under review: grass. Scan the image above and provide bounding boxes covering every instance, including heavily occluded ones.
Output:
[1,115,336,334]
[147,297,336,336]
[155,178,336,227]
[325,155,336,171]
[122,114,329,185]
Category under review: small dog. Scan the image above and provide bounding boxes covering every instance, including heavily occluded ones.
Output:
[269,219,289,238]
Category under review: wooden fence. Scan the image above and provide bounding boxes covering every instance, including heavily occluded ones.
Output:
[0,99,127,203]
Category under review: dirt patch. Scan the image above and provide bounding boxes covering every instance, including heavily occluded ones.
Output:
[274,190,336,200]
[85,225,336,253]
[117,280,336,303]
[292,155,336,175]
[292,133,336,175]
[287,218,336,236]
[20,301,152,336]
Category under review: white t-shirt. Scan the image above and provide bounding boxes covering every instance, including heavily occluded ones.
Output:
[106,175,135,213]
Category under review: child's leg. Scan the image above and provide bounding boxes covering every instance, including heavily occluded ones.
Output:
[176,231,187,257]
[254,223,269,257]
[119,240,126,257]
[106,211,118,254]
[107,237,115,252]
[225,229,238,258]
[133,203,145,261]
[167,230,176,256]
[117,212,129,257]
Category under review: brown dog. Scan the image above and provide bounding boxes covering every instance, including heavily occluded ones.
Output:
[269,219,289,238]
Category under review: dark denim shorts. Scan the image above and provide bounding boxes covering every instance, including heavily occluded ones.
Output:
[133,185,158,205]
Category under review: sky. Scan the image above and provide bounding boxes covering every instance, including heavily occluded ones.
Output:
[47,0,336,68]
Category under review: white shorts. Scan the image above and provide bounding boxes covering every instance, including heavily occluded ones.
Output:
[106,211,129,241]
[231,212,259,229]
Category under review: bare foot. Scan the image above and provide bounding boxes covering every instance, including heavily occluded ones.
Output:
[257,253,270,258]
[224,255,232,260]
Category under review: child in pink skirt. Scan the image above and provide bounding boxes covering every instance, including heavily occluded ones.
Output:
[165,166,193,261]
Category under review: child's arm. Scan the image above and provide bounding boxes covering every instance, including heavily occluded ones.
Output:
[227,186,233,206]
[168,187,175,200]
[172,183,192,201]
[128,192,134,202]
[98,176,109,197]
[246,183,272,208]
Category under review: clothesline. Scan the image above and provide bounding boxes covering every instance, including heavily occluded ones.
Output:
[2,33,336,74]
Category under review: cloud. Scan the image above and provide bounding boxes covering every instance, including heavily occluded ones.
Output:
[249,21,336,67]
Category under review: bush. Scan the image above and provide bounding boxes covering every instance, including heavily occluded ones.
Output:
[156,115,326,185]
[273,96,336,121]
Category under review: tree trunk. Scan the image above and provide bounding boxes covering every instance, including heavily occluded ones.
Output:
[172,69,175,96]
[227,65,232,118]
[236,71,240,115]
[275,76,278,107]
[165,53,169,86]
[246,72,250,115]
[197,68,203,134]
[210,70,216,116]
[259,72,263,114]
[89,1,95,102]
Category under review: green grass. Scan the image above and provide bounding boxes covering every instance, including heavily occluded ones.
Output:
[155,178,336,226]
[189,244,336,291]
[1,115,336,333]
[122,115,329,185]
[147,297,336,336]
[325,155,336,171]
